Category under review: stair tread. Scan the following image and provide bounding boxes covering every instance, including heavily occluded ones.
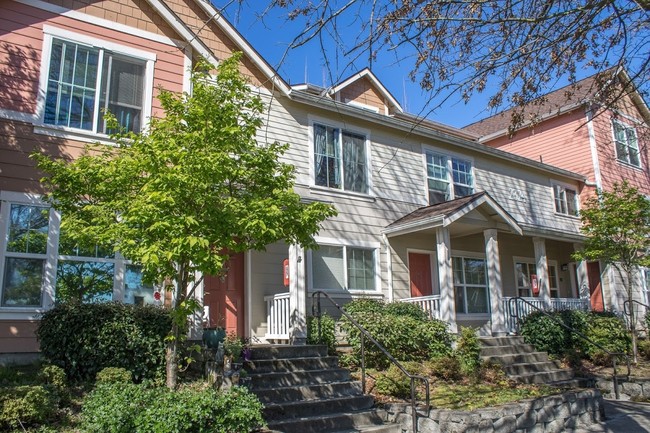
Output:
[263,394,372,409]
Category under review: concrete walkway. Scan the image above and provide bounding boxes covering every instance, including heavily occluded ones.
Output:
[575,399,650,432]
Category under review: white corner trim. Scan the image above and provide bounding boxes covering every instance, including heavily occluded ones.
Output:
[183,46,193,95]
[14,0,182,47]
[585,106,603,191]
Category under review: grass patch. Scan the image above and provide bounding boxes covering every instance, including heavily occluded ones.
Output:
[429,382,558,410]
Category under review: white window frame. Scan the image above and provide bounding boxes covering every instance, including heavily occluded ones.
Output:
[551,182,579,217]
[513,257,559,298]
[451,251,489,316]
[308,117,373,197]
[307,237,381,294]
[423,148,475,205]
[612,119,641,168]
[36,25,155,142]
[643,268,650,306]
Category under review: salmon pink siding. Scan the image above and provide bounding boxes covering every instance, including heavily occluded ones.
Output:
[338,77,387,113]
[486,109,595,184]
[0,0,186,116]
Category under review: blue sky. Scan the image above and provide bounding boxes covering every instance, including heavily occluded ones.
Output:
[218,2,602,129]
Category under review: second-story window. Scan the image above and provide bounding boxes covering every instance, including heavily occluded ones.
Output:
[425,151,474,205]
[44,38,145,134]
[313,123,368,194]
[613,120,640,167]
[552,184,578,216]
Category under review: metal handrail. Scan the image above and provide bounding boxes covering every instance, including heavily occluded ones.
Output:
[311,290,430,433]
[508,297,631,400]
[623,299,650,320]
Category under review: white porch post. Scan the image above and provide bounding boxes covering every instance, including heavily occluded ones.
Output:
[574,243,589,302]
[289,244,307,345]
[484,229,505,335]
[437,227,457,333]
[533,237,551,308]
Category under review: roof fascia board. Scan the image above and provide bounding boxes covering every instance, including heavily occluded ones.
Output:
[331,69,403,113]
[289,90,586,183]
[190,0,291,96]
[143,0,218,65]
[444,195,523,235]
[519,223,584,242]
[382,215,445,237]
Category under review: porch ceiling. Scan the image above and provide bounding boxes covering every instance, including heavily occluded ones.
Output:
[382,192,523,238]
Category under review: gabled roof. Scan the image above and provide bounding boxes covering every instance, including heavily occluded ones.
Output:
[143,0,291,95]
[383,192,522,237]
[329,68,403,113]
[462,68,650,140]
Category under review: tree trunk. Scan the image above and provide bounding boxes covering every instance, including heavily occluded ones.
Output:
[166,320,179,389]
[626,267,638,364]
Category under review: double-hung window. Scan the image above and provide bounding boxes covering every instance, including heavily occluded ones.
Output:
[613,120,640,167]
[425,151,474,205]
[313,123,369,194]
[1,204,51,307]
[453,256,488,314]
[40,27,154,135]
[311,244,376,291]
[552,184,578,216]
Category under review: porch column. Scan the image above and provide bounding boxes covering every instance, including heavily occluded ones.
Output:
[289,244,307,345]
[484,229,505,335]
[574,243,589,301]
[436,227,457,333]
[533,237,551,308]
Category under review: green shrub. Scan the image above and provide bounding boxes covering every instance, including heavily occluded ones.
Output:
[340,312,452,368]
[96,367,133,384]
[307,313,337,355]
[0,385,58,429]
[426,356,462,381]
[82,382,264,433]
[374,365,411,399]
[455,327,481,375]
[519,310,629,364]
[37,302,171,381]
[384,302,429,321]
[343,298,385,315]
[638,339,650,361]
[38,365,66,388]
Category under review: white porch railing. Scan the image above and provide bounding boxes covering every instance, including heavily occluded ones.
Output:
[264,293,291,340]
[503,297,591,333]
[399,295,441,319]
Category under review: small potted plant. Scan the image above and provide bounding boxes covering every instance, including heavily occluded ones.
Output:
[202,314,226,349]
[223,332,249,370]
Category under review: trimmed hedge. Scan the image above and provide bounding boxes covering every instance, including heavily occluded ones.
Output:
[37,302,171,381]
[82,383,264,433]
[340,299,453,368]
[519,310,630,364]
[0,385,59,429]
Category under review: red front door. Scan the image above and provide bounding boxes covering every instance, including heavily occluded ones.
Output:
[409,252,433,297]
[587,261,604,312]
[203,253,245,335]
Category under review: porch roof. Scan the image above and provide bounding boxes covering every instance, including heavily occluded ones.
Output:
[382,192,523,237]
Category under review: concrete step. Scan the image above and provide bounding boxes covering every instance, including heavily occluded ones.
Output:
[264,409,389,433]
[481,351,549,365]
[510,368,575,384]
[331,425,403,433]
[250,344,328,360]
[253,381,364,404]
[248,368,352,390]
[263,395,375,421]
[246,356,339,373]
[502,361,566,376]
[479,336,526,347]
[479,343,537,357]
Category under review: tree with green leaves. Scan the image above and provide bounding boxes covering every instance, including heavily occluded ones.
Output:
[34,53,337,388]
[573,181,650,363]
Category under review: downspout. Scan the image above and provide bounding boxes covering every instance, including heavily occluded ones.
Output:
[383,234,393,302]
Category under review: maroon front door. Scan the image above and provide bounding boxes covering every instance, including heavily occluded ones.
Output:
[409,252,433,297]
[203,253,245,335]
[587,261,604,312]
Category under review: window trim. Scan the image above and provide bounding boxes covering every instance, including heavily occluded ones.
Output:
[551,181,580,218]
[308,116,373,197]
[612,119,642,169]
[307,237,381,294]
[422,147,475,205]
[450,251,489,316]
[36,25,155,141]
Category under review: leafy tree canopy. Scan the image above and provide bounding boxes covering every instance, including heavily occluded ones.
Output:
[250,0,649,128]
[34,53,337,386]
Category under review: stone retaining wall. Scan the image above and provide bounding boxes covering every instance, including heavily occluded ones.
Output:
[383,389,604,433]
[596,377,650,400]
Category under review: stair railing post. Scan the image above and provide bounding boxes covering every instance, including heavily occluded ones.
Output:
[316,292,322,343]
[411,376,417,433]
[361,332,366,394]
